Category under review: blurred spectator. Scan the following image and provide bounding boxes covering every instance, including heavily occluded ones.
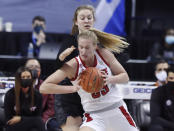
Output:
[126,60,169,130]
[4,67,45,131]
[154,60,170,86]
[19,16,54,57]
[25,59,60,131]
[31,16,47,57]
[149,66,174,131]
[148,28,174,64]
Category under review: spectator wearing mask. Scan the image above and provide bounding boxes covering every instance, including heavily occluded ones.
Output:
[31,16,47,57]
[19,16,54,57]
[25,59,59,131]
[127,60,170,130]
[4,67,45,131]
[149,66,174,131]
[148,28,174,64]
[154,60,170,86]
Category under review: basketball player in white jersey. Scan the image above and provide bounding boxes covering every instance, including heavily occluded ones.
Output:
[40,30,138,131]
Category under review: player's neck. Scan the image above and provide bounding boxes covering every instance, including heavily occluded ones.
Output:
[85,56,95,67]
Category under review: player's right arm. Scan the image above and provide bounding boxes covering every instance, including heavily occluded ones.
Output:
[40,58,79,94]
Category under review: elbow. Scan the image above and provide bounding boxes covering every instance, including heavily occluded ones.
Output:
[126,73,129,82]
[39,84,47,94]
[124,72,129,83]
[39,87,44,94]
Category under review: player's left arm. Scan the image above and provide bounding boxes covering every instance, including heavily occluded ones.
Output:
[99,48,129,84]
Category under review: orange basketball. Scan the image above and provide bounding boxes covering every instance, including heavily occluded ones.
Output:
[79,67,104,93]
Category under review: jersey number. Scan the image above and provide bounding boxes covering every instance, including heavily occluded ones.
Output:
[91,68,109,99]
[91,85,109,98]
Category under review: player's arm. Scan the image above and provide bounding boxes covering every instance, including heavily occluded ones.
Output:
[99,48,129,84]
[40,58,79,94]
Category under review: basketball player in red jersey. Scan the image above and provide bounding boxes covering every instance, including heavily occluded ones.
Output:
[40,30,138,131]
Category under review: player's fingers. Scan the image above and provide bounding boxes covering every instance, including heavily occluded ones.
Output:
[102,74,107,79]
[103,75,109,85]
[71,45,76,50]
[7,120,13,125]
[77,79,81,86]
[76,85,80,91]
[99,70,105,75]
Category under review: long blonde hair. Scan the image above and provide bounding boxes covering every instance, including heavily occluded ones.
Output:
[72,5,128,53]
[72,5,95,35]
[89,28,129,53]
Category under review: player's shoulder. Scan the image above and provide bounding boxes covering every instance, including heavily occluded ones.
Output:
[97,48,116,65]
[65,58,78,67]
[97,48,114,58]
[62,58,78,79]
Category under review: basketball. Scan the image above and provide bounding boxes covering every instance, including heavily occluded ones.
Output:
[79,67,104,93]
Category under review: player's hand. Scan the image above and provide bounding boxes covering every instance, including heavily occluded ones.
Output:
[59,45,76,61]
[102,75,115,85]
[66,116,82,126]
[72,78,81,92]
[72,86,80,93]
[7,116,21,125]
[100,70,115,85]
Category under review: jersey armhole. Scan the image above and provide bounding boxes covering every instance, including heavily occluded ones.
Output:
[96,49,110,67]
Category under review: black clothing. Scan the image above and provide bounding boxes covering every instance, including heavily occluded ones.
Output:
[55,35,84,126]
[4,88,45,131]
[148,41,174,63]
[149,125,164,131]
[149,85,174,131]
[5,117,45,131]
[56,35,78,69]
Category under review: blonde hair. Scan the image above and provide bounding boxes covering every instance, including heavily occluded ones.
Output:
[72,5,95,35]
[89,28,129,53]
[77,30,98,46]
[72,5,128,53]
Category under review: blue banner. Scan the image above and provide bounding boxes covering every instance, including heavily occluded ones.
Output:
[94,0,126,36]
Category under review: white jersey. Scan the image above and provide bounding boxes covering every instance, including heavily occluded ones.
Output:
[71,50,123,112]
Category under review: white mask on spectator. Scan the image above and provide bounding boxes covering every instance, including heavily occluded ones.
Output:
[165,35,174,45]
[155,70,167,82]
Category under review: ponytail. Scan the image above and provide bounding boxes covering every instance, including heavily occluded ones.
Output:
[89,28,129,53]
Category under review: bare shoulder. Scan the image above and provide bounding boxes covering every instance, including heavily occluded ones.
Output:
[98,48,115,57]
[62,58,78,79]
[97,48,116,64]
[64,58,77,68]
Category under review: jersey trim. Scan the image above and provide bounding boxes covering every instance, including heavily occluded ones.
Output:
[96,49,110,67]
[119,106,136,127]
[79,55,97,68]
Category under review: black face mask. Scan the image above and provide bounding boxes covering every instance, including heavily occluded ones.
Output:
[31,69,39,79]
[21,79,33,88]
[34,25,43,34]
